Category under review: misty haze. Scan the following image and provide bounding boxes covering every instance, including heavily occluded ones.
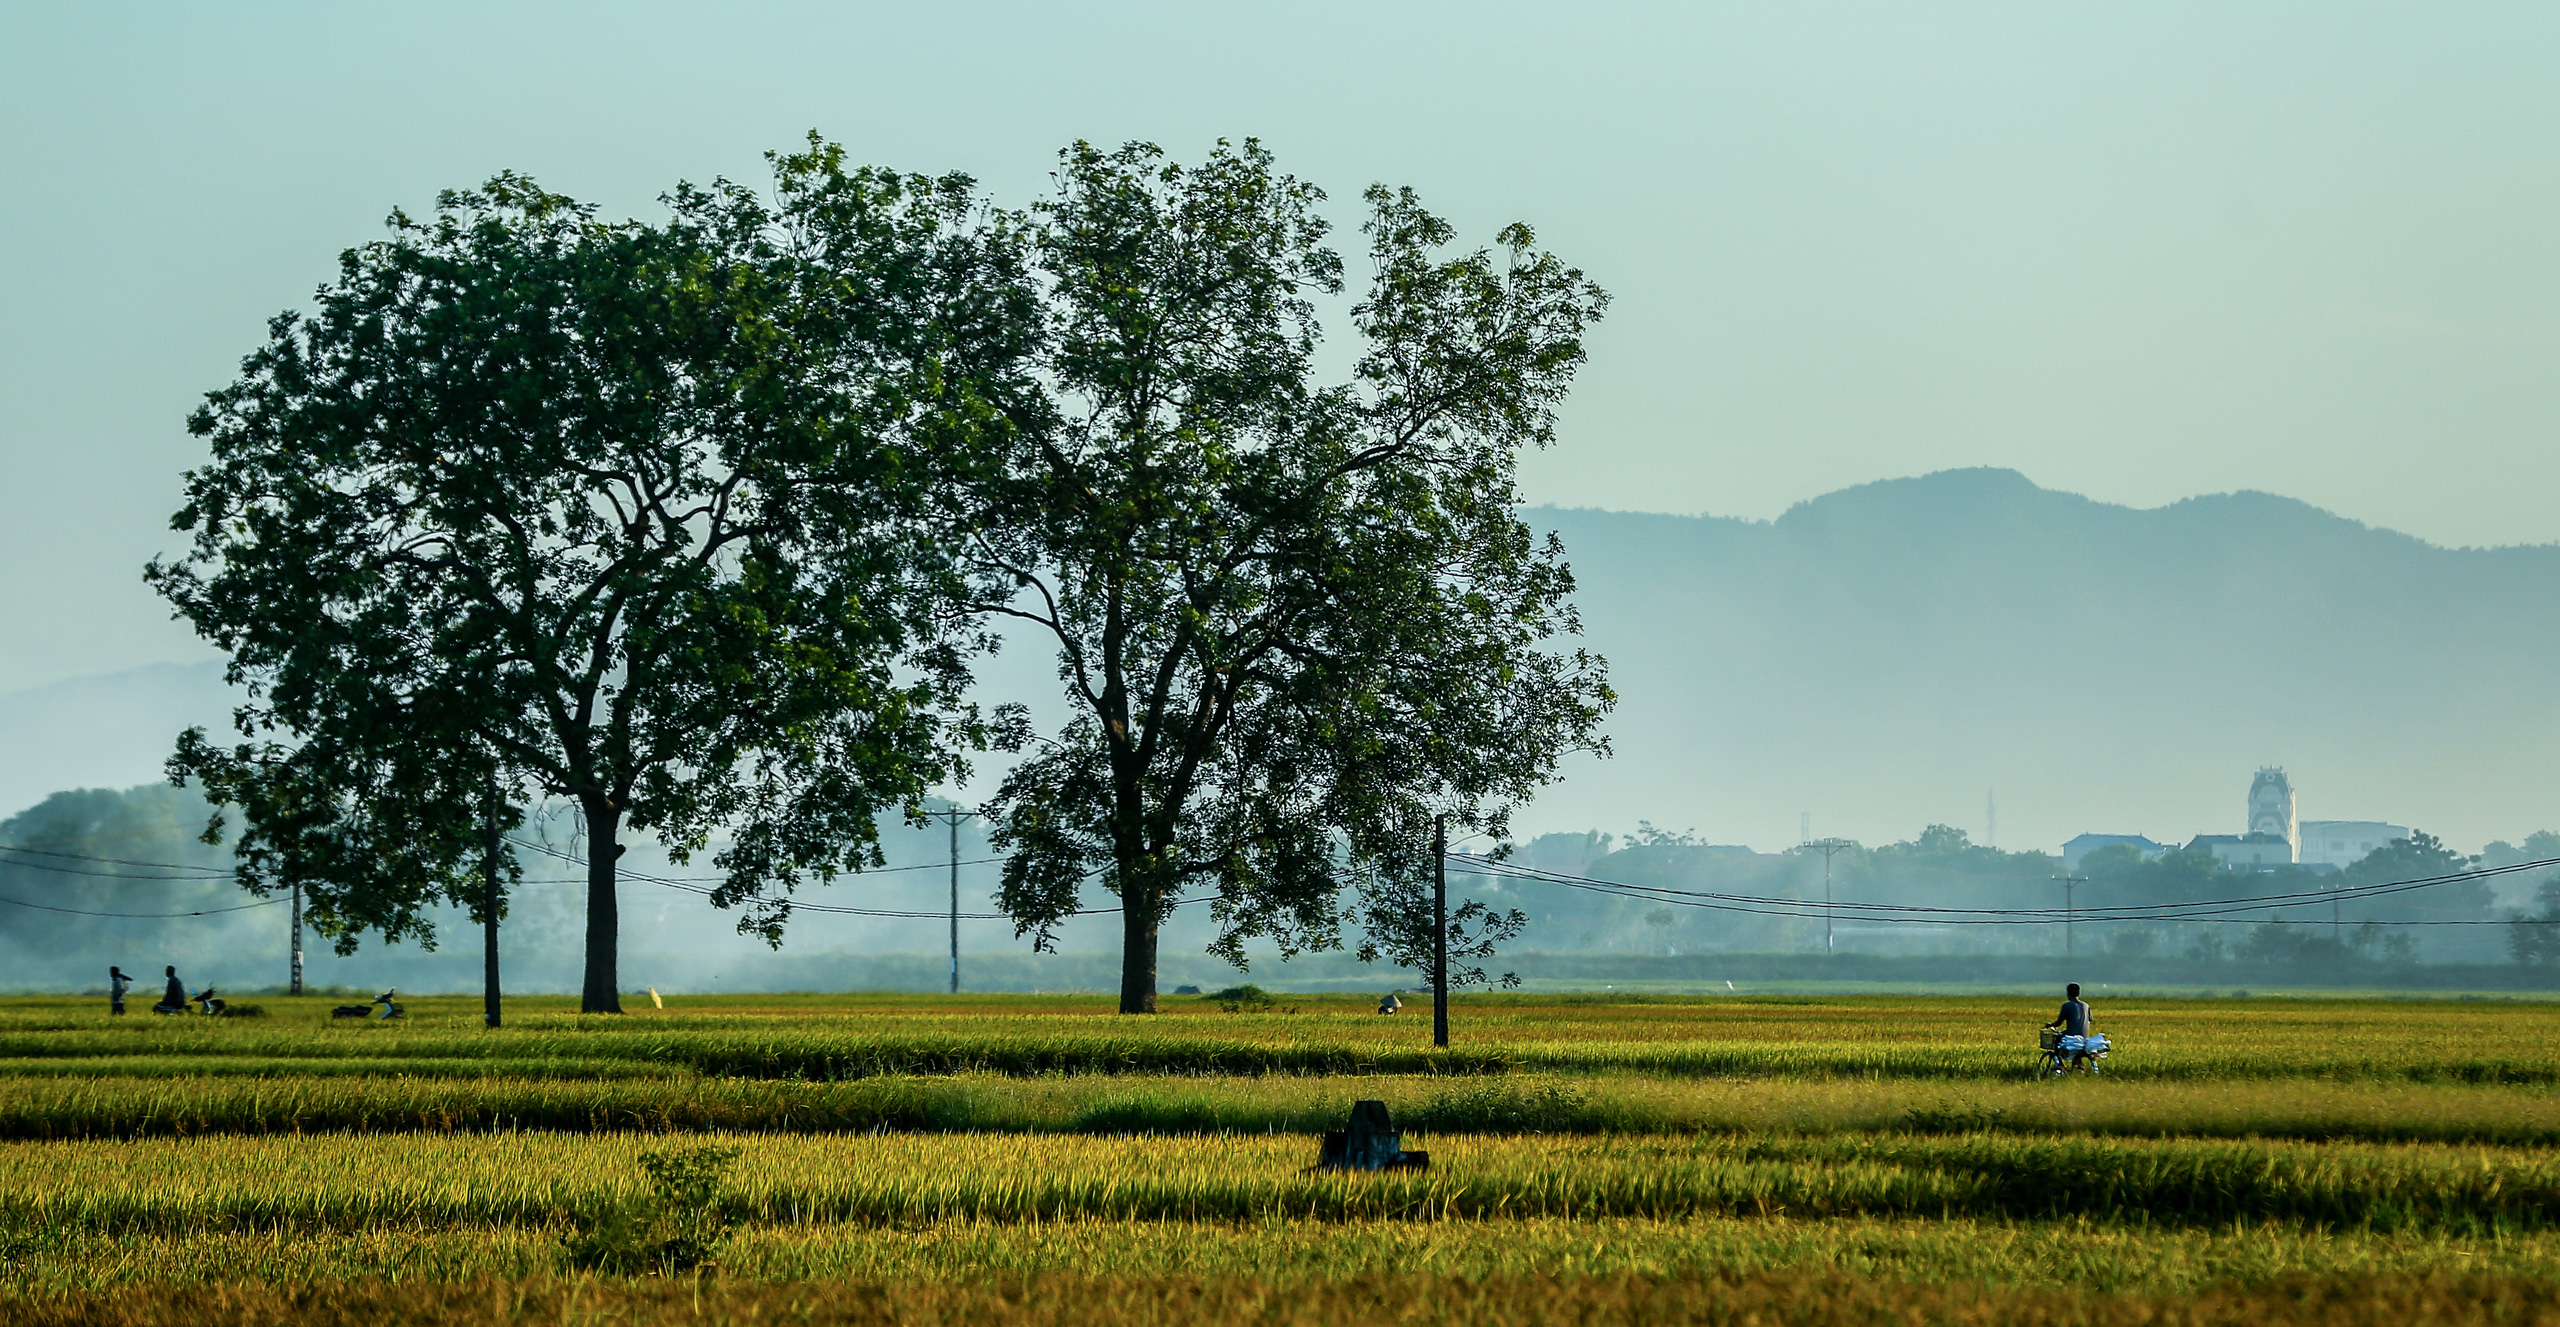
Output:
[10,468,2551,996]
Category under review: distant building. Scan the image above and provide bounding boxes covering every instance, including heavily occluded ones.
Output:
[2188,833,2293,871]
[2297,820,2410,870]
[2062,834,2168,870]
[2247,768,2297,861]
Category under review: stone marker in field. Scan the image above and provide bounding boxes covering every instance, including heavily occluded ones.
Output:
[1316,1100,1429,1171]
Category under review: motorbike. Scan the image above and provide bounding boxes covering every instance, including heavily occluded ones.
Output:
[331,989,404,1020]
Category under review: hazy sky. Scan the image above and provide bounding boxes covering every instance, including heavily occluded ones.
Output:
[4,2,2555,694]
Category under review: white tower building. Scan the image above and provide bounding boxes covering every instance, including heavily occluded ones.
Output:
[2247,767,2297,860]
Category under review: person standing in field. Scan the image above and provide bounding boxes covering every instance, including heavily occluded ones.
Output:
[154,965,187,1015]
[109,966,132,1015]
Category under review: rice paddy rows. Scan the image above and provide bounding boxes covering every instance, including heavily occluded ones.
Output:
[7,1130,2559,1234]
[9,1217,2560,1299]
[18,1267,2560,1327]
[9,993,2560,1085]
[12,1071,2560,1146]
[11,993,2560,1321]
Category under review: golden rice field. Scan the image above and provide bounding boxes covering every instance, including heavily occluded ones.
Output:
[7,990,2560,1324]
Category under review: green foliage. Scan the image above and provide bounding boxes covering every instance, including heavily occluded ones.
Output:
[566,1144,741,1274]
[1873,825,2058,879]
[1204,984,1274,1011]
[0,785,238,949]
[974,139,1613,1011]
[150,153,1034,1005]
[2240,922,2417,968]
[2342,832,2493,923]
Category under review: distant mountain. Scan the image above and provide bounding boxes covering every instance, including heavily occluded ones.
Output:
[4,471,2551,859]
[1522,468,2560,853]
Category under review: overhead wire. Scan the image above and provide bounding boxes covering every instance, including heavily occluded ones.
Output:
[504,836,1208,921]
[0,892,285,919]
[1448,854,2560,927]
[7,832,2554,930]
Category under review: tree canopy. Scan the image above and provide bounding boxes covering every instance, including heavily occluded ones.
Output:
[973,140,1614,1012]
[152,150,1034,1010]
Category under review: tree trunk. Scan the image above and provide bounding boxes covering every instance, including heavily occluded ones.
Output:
[1119,884,1159,1014]
[1433,814,1449,1049]
[581,796,623,1014]
[482,781,502,1030]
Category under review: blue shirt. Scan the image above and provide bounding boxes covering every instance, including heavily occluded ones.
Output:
[2055,999,2090,1036]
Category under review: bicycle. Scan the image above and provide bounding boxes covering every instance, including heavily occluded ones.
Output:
[2035,1028,2111,1076]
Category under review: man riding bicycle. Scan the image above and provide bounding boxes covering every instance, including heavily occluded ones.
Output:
[2044,983,2095,1064]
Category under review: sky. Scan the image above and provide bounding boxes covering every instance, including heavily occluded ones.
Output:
[3,1,2556,699]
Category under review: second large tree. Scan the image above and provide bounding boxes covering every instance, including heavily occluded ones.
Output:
[979,141,1615,1012]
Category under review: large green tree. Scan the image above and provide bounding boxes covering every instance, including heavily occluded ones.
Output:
[976,141,1613,1012]
[152,151,1035,1011]
[2342,830,2491,923]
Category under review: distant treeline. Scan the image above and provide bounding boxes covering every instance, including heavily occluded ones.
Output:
[10,787,2560,993]
[1498,824,2560,968]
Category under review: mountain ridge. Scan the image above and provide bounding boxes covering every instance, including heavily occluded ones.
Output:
[3,471,2548,856]
[1518,468,2559,853]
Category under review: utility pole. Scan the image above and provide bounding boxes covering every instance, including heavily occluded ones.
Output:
[1986,789,1996,850]
[948,810,961,994]
[1433,814,1449,1051]
[2052,873,2086,957]
[483,777,502,1029]
[1805,839,1853,955]
[289,882,303,996]
[929,807,974,994]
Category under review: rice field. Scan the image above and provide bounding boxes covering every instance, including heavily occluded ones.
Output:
[5,991,2559,1324]
[9,990,2560,1083]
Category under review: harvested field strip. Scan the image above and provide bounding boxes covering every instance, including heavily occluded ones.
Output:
[20,1269,2560,1327]
[15,1073,2560,1146]
[8,1132,2560,1234]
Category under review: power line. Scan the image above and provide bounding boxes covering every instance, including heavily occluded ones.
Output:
[0,892,286,919]
[0,847,233,880]
[1455,853,2560,924]
[13,829,2550,933]
[0,839,1001,881]
[1448,855,2560,927]
[505,836,1196,921]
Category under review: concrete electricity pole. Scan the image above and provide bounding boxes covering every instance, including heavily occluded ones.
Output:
[930,807,975,993]
[1805,839,1854,954]
[1433,814,1449,1050]
[2052,873,2087,957]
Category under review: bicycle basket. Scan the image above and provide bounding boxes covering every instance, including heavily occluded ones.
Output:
[2037,1029,2062,1051]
